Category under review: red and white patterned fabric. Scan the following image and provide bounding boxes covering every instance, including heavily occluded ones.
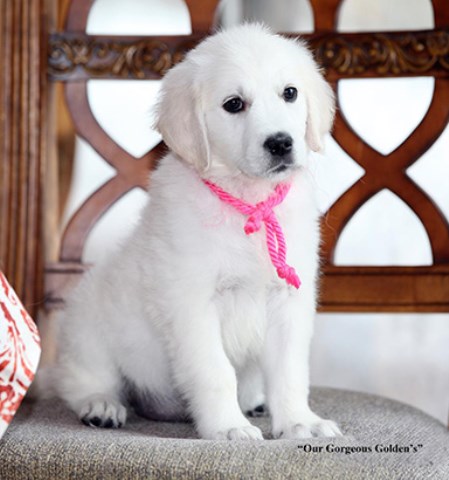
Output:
[0,272,41,439]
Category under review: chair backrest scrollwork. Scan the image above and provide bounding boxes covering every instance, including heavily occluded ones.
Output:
[45,0,449,312]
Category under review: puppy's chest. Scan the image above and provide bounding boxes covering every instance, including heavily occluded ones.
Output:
[214,278,267,365]
[207,200,305,280]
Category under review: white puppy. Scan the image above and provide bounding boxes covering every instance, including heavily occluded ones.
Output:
[54,24,342,440]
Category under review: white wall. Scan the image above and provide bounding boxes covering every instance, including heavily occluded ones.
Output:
[63,0,449,423]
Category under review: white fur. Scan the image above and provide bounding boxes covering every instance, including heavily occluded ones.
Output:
[54,24,341,440]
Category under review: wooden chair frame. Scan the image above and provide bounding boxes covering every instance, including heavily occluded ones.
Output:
[1,0,449,318]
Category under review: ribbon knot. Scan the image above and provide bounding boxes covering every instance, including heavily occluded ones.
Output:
[244,204,274,235]
[202,179,301,289]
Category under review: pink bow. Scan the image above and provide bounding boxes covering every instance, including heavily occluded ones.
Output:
[203,180,301,289]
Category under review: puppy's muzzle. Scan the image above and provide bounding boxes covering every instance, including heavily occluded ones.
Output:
[264,132,294,172]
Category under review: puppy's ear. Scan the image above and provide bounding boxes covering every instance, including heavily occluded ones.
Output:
[154,60,210,171]
[301,51,336,153]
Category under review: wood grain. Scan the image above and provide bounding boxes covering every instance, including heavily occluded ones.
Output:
[0,0,48,316]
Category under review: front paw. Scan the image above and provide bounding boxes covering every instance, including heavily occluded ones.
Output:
[201,423,264,440]
[275,418,342,439]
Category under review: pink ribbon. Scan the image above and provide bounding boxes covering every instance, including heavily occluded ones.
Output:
[203,180,301,289]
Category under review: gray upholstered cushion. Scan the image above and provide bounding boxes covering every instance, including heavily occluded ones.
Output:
[0,387,448,479]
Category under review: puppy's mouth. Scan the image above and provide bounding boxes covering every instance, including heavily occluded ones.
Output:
[271,163,289,173]
[266,160,297,176]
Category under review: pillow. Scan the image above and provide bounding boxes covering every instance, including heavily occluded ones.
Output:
[0,272,41,439]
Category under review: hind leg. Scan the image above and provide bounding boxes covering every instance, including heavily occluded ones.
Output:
[56,329,127,429]
[57,357,127,428]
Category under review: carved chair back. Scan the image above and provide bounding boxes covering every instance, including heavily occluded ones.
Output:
[2,0,448,316]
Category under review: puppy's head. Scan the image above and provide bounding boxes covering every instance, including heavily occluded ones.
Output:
[155,24,334,179]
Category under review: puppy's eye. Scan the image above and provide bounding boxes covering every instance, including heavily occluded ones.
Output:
[283,87,298,103]
[223,97,245,113]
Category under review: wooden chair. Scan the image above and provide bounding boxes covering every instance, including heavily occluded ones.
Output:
[1,1,448,478]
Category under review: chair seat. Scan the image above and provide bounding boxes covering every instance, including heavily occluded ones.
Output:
[1,387,448,479]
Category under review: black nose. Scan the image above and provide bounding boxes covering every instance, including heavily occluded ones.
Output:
[264,132,293,157]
